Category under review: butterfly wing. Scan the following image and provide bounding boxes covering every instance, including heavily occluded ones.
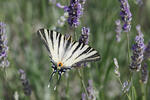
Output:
[37,28,100,68]
[62,41,100,67]
[37,29,64,63]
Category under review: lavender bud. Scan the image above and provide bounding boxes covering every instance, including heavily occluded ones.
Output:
[0,22,9,68]
[56,3,65,9]
[87,80,96,100]
[18,69,32,96]
[113,58,120,77]
[57,12,68,27]
[81,93,86,100]
[140,63,148,84]
[122,81,131,93]
[136,0,143,6]
[115,20,122,42]
[130,25,145,71]
[79,27,90,45]
[119,0,132,32]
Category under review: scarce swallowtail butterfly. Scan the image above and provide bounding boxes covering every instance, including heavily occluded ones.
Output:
[37,28,100,83]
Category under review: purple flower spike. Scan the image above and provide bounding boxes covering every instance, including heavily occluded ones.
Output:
[19,69,32,96]
[130,25,145,71]
[79,27,90,45]
[0,22,9,68]
[65,0,84,27]
[119,0,132,32]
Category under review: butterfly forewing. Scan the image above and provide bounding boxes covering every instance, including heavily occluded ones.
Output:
[37,28,100,68]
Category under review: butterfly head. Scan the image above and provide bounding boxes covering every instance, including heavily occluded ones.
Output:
[57,62,63,70]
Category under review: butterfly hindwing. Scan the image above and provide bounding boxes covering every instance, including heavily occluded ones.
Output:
[62,42,100,67]
[37,28,100,68]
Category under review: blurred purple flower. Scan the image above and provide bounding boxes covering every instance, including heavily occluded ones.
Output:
[81,93,86,100]
[144,41,150,60]
[0,22,9,68]
[122,81,131,93]
[65,0,83,27]
[115,19,122,42]
[19,69,32,96]
[140,63,148,84]
[56,3,65,9]
[136,0,143,6]
[130,25,145,71]
[87,80,96,100]
[79,27,90,45]
[119,0,132,32]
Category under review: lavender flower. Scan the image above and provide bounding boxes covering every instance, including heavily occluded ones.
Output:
[144,41,150,60]
[19,69,32,96]
[136,0,143,6]
[113,58,120,77]
[79,27,90,45]
[115,19,122,42]
[57,12,68,27]
[64,0,83,27]
[130,25,145,71]
[122,81,131,93]
[119,0,132,32]
[0,22,9,68]
[140,63,148,84]
[81,93,86,100]
[86,80,96,100]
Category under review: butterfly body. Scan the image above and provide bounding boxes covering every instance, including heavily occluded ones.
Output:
[37,28,100,82]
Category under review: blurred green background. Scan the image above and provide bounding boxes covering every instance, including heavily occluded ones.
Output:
[0,0,150,100]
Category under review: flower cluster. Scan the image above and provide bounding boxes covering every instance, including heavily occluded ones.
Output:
[19,69,32,96]
[130,25,145,71]
[119,0,132,32]
[115,20,122,42]
[140,63,148,84]
[64,0,84,27]
[79,27,90,45]
[0,22,9,68]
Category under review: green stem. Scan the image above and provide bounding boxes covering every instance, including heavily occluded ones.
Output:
[77,69,89,99]
[141,83,146,100]
[126,32,130,64]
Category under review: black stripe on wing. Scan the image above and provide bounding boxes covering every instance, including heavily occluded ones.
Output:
[65,36,72,51]
[49,30,54,49]
[75,46,91,59]
[58,33,62,55]
[37,28,50,53]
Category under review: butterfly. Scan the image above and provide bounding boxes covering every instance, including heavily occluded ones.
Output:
[37,28,100,83]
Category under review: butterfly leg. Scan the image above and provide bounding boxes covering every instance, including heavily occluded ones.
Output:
[49,63,57,83]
